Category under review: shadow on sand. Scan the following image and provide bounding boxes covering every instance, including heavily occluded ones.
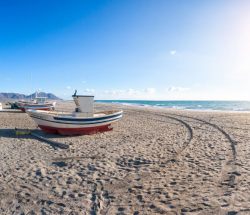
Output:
[0,128,69,149]
[0,128,67,139]
[0,128,17,138]
[0,109,23,113]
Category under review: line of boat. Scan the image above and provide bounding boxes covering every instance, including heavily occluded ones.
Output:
[11,93,56,112]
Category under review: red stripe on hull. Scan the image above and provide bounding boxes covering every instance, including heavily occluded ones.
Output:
[38,124,113,135]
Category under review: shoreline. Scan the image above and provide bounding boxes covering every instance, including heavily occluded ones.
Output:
[96,101,250,114]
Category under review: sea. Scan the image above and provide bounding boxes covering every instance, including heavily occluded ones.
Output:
[96,100,250,112]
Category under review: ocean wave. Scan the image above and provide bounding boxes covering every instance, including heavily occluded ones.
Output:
[96,100,250,112]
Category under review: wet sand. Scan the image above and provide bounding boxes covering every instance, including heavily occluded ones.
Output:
[0,101,249,214]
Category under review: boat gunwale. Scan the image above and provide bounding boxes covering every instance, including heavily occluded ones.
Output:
[23,104,54,108]
[28,113,122,125]
[27,109,123,119]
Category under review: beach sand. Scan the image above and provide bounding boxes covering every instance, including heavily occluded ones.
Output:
[0,101,249,214]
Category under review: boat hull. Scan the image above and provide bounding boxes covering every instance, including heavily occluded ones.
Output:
[20,102,56,112]
[27,109,123,136]
[38,124,113,135]
[21,106,54,112]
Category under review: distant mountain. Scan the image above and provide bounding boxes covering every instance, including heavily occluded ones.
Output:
[0,92,61,100]
[0,93,26,100]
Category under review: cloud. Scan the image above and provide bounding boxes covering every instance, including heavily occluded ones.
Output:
[66,86,71,90]
[103,89,127,96]
[144,88,156,94]
[84,88,95,94]
[170,50,177,55]
[101,88,156,99]
[127,88,141,96]
[167,86,190,92]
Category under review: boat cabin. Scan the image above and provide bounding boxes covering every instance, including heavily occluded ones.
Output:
[34,97,47,104]
[72,95,94,117]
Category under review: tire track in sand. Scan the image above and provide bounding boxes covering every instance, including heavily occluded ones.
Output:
[170,113,237,160]
[126,109,239,212]
[164,113,239,211]
[123,110,194,166]
[149,111,238,183]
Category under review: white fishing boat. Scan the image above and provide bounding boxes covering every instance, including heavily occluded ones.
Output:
[26,92,123,135]
[17,93,56,112]
[20,99,56,112]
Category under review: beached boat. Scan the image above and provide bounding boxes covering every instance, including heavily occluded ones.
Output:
[17,94,56,112]
[15,100,30,109]
[26,92,123,135]
[20,102,55,112]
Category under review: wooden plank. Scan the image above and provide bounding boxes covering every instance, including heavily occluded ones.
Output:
[15,128,69,149]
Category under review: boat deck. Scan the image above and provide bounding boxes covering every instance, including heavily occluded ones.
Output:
[30,109,121,118]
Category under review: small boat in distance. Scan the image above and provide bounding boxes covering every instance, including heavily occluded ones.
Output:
[17,92,56,112]
[26,91,123,135]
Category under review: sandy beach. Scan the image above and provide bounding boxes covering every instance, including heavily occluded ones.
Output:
[0,101,249,214]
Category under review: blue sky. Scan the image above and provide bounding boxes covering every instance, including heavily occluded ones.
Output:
[0,0,250,100]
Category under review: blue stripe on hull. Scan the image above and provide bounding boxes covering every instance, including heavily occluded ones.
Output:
[24,105,53,108]
[29,114,122,125]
